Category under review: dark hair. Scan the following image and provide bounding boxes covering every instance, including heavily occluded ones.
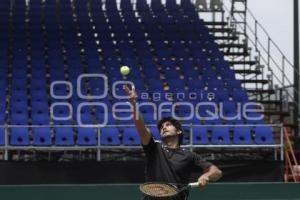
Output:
[157,117,183,146]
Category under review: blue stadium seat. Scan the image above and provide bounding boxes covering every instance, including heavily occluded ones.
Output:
[54,127,74,146]
[184,69,200,79]
[232,89,249,102]
[101,127,120,145]
[11,90,27,99]
[181,116,201,124]
[143,113,157,124]
[10,127,30,146]
[77,127,97,145]
[0,127,5,145]
[181,127,190,145]
[245,112,265,126]
[233,126,252,144]
[220,69,236,79]
[31,90,48,100]
[221,101,237,115]
[31,100,48,110]
[215,89,229,102]
[164,69,180,79]
[11,100,27,112]
[75,113,93,125]
[32,127,52,146]
[211,127,231,145]
[168,80,185,91]
[121,127,140,145]
[114,111,133,124]
[96,112,116,125]
[147,79,164,91]
[207,79,223,91]
[254,126,274,144]
[0,111,5,125]
[192,127,209,144]
[10,113,28,125]
[148,127,161,141]
[225,79,242,90]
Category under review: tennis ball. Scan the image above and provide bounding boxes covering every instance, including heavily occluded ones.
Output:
[120,66,130,76]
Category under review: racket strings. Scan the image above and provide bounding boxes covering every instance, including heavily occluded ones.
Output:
[141,183,178,197]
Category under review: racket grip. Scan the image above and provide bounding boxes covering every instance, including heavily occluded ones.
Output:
[189,182,199,188]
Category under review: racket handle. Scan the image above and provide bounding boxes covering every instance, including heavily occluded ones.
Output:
[189,182,199,188]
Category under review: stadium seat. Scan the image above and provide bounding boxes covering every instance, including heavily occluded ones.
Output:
[233,126,252,144]
[32,127,52,146]
[0,127,5,145]
[32,113,50,125]
[254,126,274,144]
[232,89,249,102]
[10,113,28,125]
[77,127,97,146]
[54,127,74,146]
[211,127,231,145]
[215,89,230,102]
[10,127,30,146]
[121,127,140,145]
[192,127,209,144]
[245,112,265,130]
[220,101,237,115]
[101,127,120,145]
[181,127,190,145]
[148,127,161,141]
[142,109,157,122]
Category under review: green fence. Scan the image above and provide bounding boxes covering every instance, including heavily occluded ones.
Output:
[0,183,299,200]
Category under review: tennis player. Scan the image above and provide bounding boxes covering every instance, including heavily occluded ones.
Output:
[124,85,222,200]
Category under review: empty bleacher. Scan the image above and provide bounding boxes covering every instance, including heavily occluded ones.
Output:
[0,0,282,160]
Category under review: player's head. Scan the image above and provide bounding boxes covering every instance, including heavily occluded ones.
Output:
[157,117,183,146]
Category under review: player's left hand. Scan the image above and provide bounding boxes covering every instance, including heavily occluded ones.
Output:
[198,174,209,187]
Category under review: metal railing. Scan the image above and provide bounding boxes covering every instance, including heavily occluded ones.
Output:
[0,124,284,161]
[221,1,297,108]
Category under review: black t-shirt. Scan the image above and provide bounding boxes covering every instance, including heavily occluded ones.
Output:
[142,137,212,200]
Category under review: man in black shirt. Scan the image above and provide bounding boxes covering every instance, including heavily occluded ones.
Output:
[124,85,222,200]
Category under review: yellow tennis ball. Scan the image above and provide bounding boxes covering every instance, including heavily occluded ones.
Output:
[120,66,130,75]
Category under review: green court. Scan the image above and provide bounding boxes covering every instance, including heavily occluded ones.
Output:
[0,183,299,200]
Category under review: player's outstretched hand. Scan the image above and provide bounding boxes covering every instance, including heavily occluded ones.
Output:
[124,84,137,105]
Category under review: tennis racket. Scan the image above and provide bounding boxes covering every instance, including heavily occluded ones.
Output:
[139,182,198,199]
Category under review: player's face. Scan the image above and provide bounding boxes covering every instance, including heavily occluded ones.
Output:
[160,121,178,138]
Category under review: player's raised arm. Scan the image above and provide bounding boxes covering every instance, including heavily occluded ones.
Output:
[124,85,151,145]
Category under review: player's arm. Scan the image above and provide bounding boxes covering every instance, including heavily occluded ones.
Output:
[124,85,151,145]
[198,165,222,187]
